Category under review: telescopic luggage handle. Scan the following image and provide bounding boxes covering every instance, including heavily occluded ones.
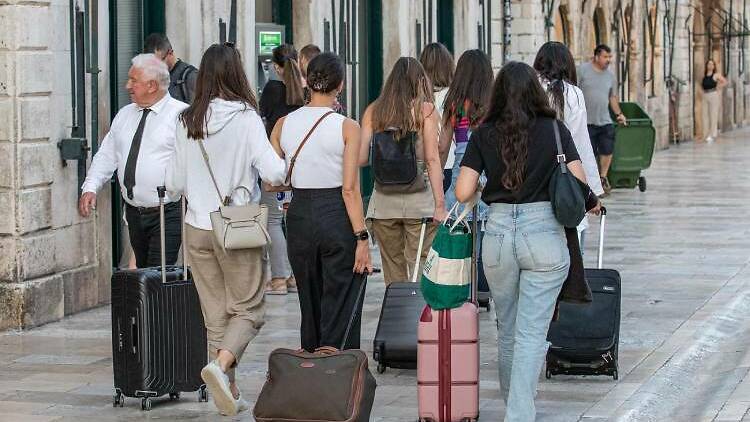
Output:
[157,186,188,284]
[597,206,608,270]
[410,217,433,283]
[470,205,478,304]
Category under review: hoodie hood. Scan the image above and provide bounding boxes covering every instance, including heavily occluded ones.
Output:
[205,99,251,135]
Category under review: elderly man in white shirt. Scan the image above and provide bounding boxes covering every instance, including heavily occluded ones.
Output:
[79,53,188,268]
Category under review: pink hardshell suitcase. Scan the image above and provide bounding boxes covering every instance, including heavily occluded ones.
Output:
[417,205,480,422]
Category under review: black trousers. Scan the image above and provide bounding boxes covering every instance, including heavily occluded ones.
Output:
[286,187,365,352]
[125,201,182,268]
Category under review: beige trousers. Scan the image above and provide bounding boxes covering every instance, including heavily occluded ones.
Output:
[702,90,720,140]
[185,225,265,382]
[372,218,437,285]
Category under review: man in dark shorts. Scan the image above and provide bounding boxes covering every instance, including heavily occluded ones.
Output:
[577,44,627,196]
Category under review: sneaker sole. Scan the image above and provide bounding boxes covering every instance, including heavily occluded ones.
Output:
[201,365,237,416]
[265,290,288,295]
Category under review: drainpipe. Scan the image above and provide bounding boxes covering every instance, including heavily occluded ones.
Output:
[502,0,512,64]
[85,0,100,155]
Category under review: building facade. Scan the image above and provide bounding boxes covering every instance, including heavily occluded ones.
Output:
[0,0,748,329]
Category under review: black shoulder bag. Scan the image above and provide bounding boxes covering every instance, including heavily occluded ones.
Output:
[548,120,586,228]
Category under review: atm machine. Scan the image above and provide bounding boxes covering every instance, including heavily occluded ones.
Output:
[255,23,285,95]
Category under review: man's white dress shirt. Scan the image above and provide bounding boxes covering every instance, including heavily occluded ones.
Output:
[81,93,188,207]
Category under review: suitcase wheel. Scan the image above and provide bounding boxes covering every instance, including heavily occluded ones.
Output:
[198,385,209,402]
[141,397,152,411]
[113,390,124,408]
[613,370,619,380]
[545,369,552,379]
[169,392,180,401]
[377,362,386,374]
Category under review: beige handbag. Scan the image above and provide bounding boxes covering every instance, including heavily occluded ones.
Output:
[198,140,270,250]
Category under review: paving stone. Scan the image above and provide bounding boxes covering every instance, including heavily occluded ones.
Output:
[0,130,750,420]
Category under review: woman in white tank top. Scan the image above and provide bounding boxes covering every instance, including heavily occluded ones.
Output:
[268,52,372,352]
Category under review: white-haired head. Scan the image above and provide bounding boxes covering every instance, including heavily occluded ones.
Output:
[130,53,170,91]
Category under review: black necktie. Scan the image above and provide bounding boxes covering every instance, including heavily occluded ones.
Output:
[123,108,152,200]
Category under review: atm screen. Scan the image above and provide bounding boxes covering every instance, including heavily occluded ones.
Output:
[259,31,282,55]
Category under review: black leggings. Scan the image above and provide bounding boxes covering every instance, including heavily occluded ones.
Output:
[286,187,366,352]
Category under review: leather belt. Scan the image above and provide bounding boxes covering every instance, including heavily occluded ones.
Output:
[126,200,179,215]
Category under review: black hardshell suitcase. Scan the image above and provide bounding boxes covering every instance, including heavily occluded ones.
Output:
[112,188,208,410]
[546,208,621,380]
[373,218,430,373]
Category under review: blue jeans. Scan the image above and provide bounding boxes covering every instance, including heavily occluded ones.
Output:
[482,202,569,422]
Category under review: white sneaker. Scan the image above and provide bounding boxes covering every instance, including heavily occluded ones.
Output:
[201,360,238,416]
[706,136,715,143]
[236,395,250,414]
[220,394,249,416]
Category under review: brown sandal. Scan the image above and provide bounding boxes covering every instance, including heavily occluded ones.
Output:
[265,278,288,295]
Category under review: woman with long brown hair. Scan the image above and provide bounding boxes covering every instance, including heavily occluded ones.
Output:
[166,43,286,417]
[419,42,455,192]
[358,57,446,285]
[259,44,305,295]
[441,49,494,301]
[442,49,493,209]
[454,62,596,420]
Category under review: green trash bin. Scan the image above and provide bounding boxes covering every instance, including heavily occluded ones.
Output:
[607,102,656,192]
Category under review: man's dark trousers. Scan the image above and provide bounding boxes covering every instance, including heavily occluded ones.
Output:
[125,201,182,268]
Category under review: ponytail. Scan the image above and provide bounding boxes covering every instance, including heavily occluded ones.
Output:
[548,79,566,120]
[272,44,305,106]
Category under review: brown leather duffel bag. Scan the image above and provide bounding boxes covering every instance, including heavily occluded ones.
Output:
[253,346,376,422]
[253,275,376,422]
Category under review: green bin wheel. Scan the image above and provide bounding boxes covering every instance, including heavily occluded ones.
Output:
[638,176,647,192]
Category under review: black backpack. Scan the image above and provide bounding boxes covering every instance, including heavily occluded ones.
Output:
[371,129,427,194]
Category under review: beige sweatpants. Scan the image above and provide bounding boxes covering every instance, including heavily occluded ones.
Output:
[372,218,437,285]
[702,90,720,140]
[185,225,265,382]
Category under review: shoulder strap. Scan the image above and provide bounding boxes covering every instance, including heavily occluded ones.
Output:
[553,120,568,174]
[197,139,230,206]
[285,110,335,185]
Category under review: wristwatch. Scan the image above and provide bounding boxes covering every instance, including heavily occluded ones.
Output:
[354,230,369,241]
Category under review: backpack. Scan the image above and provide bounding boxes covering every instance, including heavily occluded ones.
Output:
[371,129,427,194]
[172,61,197,103]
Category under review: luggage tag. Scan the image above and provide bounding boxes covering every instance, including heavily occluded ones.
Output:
[276,191,292,212]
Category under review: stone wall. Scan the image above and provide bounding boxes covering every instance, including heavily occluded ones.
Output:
[492,0,750,147]
[0,0,111,331]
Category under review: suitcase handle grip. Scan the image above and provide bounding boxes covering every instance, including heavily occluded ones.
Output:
[130,316,138,356]
[597,207,607,270]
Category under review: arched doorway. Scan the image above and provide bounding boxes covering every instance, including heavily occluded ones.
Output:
[554,4,572,46]
[589,6,608,54]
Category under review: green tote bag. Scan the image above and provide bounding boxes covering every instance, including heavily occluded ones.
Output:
[420,196,478,310]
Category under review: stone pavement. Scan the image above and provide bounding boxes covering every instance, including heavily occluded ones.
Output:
[1,128,750,421]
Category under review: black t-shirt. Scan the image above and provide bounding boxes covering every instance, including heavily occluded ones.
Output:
[259,80,302,136]
[460,117,580,204]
